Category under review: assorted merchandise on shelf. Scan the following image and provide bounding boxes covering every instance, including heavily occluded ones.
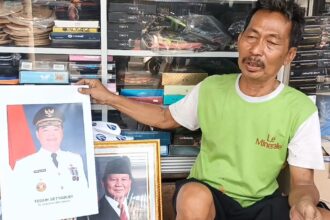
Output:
[115,56,210,107]
[120,88,164,105]
[4,4,54,46]
[0,1,23,45]
[92,120,133,141]
[107,2,156,50]
[50,19,100,48]
[106,1,251,51]
[0,0,253,51]
[69,56,102,82]
[0,53,21,84]
[166,127,201,158]
[141,14,232,52]
[289,16,330,95]
[91,120,201,158]
[0,0,101,48]
[289,51,328,95]
[50,0,101,48]
[121,130,171,156]
[14,55,116,87]
[163,85,194,105]
[68,54,115,92]
[289,2,330,95]
[53,0,100,20]
[162,69,207,104]
[19,59,69,84]
[116,56,161,90]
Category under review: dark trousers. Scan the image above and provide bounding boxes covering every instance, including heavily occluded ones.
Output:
[173,178,290,220]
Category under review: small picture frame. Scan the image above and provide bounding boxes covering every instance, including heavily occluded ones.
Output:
[91,140,162,220]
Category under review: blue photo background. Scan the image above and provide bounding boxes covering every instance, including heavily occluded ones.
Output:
[316,95,330,138]
[23,103,89,181]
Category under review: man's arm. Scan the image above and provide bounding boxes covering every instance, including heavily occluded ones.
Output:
[288,165,321,219]
[77,79,181,130]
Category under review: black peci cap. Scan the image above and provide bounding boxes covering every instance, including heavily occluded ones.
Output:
[33,106,64,128]
[103,156,133,180]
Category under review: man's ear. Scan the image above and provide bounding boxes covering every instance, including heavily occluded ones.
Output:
[284,47,297,65]
[237,33,243,52]
[237,32,242,42]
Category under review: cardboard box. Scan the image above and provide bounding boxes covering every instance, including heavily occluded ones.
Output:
[314,157,330,206]
[19,71,69,84]
[163,94,184,105]
[162,72,208,85]
[164,85,195,95]
[121,130,171,146]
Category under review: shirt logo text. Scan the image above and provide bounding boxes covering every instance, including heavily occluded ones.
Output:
[256,134,282,150]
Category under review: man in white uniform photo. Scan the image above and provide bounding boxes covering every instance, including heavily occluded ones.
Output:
[13,106,88,203]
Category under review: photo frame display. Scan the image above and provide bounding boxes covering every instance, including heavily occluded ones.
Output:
[91,140,162,220]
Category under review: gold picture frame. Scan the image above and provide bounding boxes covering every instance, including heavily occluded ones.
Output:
[91,140,162,220]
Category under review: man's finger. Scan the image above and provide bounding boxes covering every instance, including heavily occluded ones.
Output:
[76,79,89,85]
[303,205,317,220]
[290,206,304,220]
[78,87,92,95]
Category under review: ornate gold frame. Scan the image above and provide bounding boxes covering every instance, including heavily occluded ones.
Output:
[94,140,162,220]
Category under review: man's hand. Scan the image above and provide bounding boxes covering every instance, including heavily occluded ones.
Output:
[77,79,115,105]
[289,166,322,220]
[77,78,181,130]
[290,198,322,220]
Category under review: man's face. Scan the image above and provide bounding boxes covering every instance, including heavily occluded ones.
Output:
[237,10,297,82]
[36,125,63,152]
[104,174,132,202]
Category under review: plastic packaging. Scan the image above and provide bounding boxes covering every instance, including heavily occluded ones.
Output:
[141,14,232,52]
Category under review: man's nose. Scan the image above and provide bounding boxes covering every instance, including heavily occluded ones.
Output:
[115,180,123,185]
[250,40,264,56]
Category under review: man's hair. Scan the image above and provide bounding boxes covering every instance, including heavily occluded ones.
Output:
[243,0,305,48]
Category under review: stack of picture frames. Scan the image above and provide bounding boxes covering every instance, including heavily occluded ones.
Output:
[0,85,162,220]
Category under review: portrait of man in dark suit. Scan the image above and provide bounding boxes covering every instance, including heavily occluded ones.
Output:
[90,156,132,220]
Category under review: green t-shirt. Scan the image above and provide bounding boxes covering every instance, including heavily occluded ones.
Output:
[188,74,317,207]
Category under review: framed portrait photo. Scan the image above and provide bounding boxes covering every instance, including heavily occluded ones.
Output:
[91,140,162,220]
[0,85,98,220]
